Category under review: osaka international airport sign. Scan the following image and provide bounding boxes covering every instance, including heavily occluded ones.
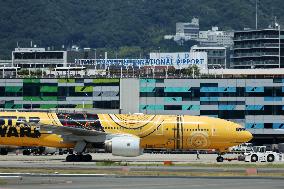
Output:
[75,52,207,69]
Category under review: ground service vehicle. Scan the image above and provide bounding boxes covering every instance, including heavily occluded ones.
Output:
[244,146,281,162]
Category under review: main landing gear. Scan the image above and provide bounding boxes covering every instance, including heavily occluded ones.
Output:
[66,153,92,162]
[66,141,93,162]
[216,155,224,162]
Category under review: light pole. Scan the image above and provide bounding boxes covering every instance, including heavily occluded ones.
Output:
[279,24,281,68]
[94,49,97,64]
[83,93,88,109]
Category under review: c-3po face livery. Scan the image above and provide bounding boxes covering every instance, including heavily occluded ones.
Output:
[0,112,252,162]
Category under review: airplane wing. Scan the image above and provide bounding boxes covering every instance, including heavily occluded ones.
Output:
[26,122,138,155]
[27,122,106,137]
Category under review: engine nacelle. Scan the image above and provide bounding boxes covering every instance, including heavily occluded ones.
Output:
[105,136,142,157]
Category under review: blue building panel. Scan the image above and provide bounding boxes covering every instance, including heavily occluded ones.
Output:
[140,87,155,92]
[138,78,284,135]
[200,87,218,92]
[246,105,264,110]
[182,105,200,110]
[245,123,264,129]
[164,87,190,92]
[264,97,282,101]
[218,105,236,110]
[140,105,164,111]
[164,97,182,102]
[201,87,236,93]
[200,97,219,101]
[273,123,284,129]
[140,79,156,84]
[245,87,264,93]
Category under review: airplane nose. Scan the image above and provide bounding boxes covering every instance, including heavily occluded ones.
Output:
[244,131,253,142]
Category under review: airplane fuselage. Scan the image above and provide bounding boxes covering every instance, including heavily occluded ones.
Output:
[0,112,252,152]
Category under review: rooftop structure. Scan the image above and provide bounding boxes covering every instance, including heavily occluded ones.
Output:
[190,45,227,69]
[198,27,234,47]
[231,28,284,69]
[12,48,67,69]
[172,18,200,42]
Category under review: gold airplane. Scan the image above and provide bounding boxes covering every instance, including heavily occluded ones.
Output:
[0,111,252,162]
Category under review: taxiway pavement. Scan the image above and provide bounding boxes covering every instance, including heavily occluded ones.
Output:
[2,176,284,189]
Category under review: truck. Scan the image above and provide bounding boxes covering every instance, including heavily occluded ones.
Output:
[244,146,282,162]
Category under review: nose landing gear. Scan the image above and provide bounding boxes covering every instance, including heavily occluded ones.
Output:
[216,155,224,162]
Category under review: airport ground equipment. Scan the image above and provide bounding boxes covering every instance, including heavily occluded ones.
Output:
[244,146,282,162]
[230,143,253,154]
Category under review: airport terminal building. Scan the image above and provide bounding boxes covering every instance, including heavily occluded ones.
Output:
[0,78,284,144]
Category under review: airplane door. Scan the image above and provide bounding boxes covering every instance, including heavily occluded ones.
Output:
[156,120,164,135]
[211,125,219,137]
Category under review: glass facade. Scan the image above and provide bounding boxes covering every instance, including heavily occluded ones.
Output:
[0,78,120,110]
[139,79,284,134]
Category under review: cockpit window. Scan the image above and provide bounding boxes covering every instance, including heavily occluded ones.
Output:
[236,128,246,131]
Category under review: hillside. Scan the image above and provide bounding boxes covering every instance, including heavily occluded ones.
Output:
[0,0,284,58]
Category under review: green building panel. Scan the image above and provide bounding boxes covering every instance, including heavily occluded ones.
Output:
[4,101,22,109]
[76,104,93,109]
[4,102,14,109]
[40,104,58,109]
[23,79,40,83]
[58,79,76,83]
[93,79,119,84]
[40,86,58,93]
[23,96,42,101]
[75,86,93,92]
[5,86,22,93]
[13,104,23,109]
[41,96,58,101]
[23,96,57,101]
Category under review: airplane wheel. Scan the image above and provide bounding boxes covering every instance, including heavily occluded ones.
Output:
[75,154,84,162]
[66,154,76,162]
[23,150,31,156]
[216,156,224,162]
[0,149,8,155]
[267,154,275,162]
[82,154,92,162]
[251,154,258,162]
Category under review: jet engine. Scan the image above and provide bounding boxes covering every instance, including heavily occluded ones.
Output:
[105,136,142,157]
